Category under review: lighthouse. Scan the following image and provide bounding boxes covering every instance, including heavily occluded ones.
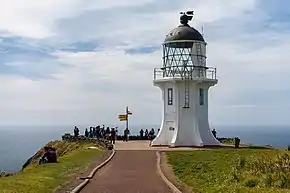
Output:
[151,11,220,147]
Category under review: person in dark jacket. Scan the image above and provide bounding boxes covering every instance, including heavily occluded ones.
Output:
[140,129,144,139]
[85,128,89,137]
[39,147,57,165]
[212,129,217,138]
[110,128,116,144]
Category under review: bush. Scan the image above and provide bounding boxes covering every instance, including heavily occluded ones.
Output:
[232,156,247,182]
[237,152,290,189]
[244,177,259,188]
[218,138,235,145]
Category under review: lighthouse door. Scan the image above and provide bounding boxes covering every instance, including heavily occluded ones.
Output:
[165,121,175,145]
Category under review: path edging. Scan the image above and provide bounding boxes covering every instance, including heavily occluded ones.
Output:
[70,149,116,193]
[156,151,182,193]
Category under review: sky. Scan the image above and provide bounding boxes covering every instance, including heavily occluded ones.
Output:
[0,0,290,127]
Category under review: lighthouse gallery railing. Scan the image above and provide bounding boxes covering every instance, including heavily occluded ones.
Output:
[153,66,217,80]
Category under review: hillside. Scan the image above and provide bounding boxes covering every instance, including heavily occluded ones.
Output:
[0,140,106,193]
[22,140,106,170]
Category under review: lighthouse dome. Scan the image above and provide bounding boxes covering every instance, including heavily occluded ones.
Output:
[164,24,204,43]
[164,12,204,43]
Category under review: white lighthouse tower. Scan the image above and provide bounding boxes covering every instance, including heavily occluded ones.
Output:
[151,11,220,147]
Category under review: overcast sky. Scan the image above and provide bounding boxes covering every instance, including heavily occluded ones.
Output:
[0,0,289,126]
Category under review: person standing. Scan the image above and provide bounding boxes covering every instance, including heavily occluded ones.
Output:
[89,128,93,138]
[140,129,144,139]
[74,126,79,137]
[149,128,155,140]
[110,128,116,144]
[105,127,110,140]
[145,129,149,139]
[85,128,89,137]
[123,128,130,142]
[212,129,217,139]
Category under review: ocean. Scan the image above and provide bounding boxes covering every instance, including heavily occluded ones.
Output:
[1,125,290,173]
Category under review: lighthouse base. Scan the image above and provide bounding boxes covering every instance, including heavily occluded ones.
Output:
[151,77,220,147]
[150,126,221,147]
[150,102,221,147]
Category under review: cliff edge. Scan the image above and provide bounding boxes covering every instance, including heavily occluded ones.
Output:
[22,140,106,170]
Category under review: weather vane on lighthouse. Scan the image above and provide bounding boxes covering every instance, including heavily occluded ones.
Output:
[179,11,194,25]
[151,11,220,147]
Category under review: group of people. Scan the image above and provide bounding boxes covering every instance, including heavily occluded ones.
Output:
[139,128,158,140]
[73,125,161,144]
[81,125,119,144]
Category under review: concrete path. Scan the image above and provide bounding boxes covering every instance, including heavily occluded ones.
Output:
[80,150,172,193]
[113,140,153,150]
[114,140,202,151]
[80,140,204,193]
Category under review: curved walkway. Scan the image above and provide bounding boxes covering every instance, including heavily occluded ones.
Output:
[80,141,173,193]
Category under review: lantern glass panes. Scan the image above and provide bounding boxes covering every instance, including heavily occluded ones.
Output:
[162,42,195,78]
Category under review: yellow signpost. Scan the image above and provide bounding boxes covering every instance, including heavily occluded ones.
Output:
[118,114,127,121]
[118,106,132,130]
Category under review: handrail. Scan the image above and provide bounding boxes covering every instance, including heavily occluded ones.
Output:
[153,66,217,80]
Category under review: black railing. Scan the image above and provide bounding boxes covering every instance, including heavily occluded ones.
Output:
[153,66,217,80]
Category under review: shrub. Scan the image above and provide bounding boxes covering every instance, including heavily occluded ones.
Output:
[240,152,290,189]
[237,156,246,169]
[232,156,247,182]
[244,177,259,188]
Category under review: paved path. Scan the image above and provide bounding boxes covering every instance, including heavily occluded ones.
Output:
[80,140,205,193]
[81,150,172,193]
[114,140,202,151]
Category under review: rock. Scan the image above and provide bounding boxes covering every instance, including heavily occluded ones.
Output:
[22,156,34,170]
[0,171,14,178]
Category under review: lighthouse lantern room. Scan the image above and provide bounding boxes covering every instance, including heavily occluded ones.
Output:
[151,11,221,147]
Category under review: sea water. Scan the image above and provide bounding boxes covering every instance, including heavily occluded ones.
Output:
[0,125,290,172]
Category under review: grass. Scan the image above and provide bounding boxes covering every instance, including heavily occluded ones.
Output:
[0,141,104,193]
[167,149,290,193]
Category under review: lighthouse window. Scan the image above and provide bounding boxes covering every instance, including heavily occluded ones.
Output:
[199,88,204,105]
[168,88,173,105]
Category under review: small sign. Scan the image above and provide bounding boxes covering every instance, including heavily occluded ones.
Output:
[119,118,127,122]
[118,114,127,119]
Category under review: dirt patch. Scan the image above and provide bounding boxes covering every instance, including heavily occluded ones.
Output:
[160,151,193,193]
[54,150,113,193]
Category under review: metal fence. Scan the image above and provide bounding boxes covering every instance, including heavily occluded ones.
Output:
[153,66,217,80]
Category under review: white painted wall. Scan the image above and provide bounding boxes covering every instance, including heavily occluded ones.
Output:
[151,40,220,147]
[153,82,177,146]
[151,79,220,147]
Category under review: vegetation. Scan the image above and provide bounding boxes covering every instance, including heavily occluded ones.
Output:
[219,137,274,149]
[0,140,104,193]
[167,149,290,193]
[218,137,236,145]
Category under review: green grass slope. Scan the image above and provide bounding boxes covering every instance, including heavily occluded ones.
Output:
[0,140,104,193]
[167,149,290,193]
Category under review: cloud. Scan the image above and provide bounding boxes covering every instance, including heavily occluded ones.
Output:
[0,0,155,39]
[0,0,290,127]
[125,46,159,54]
